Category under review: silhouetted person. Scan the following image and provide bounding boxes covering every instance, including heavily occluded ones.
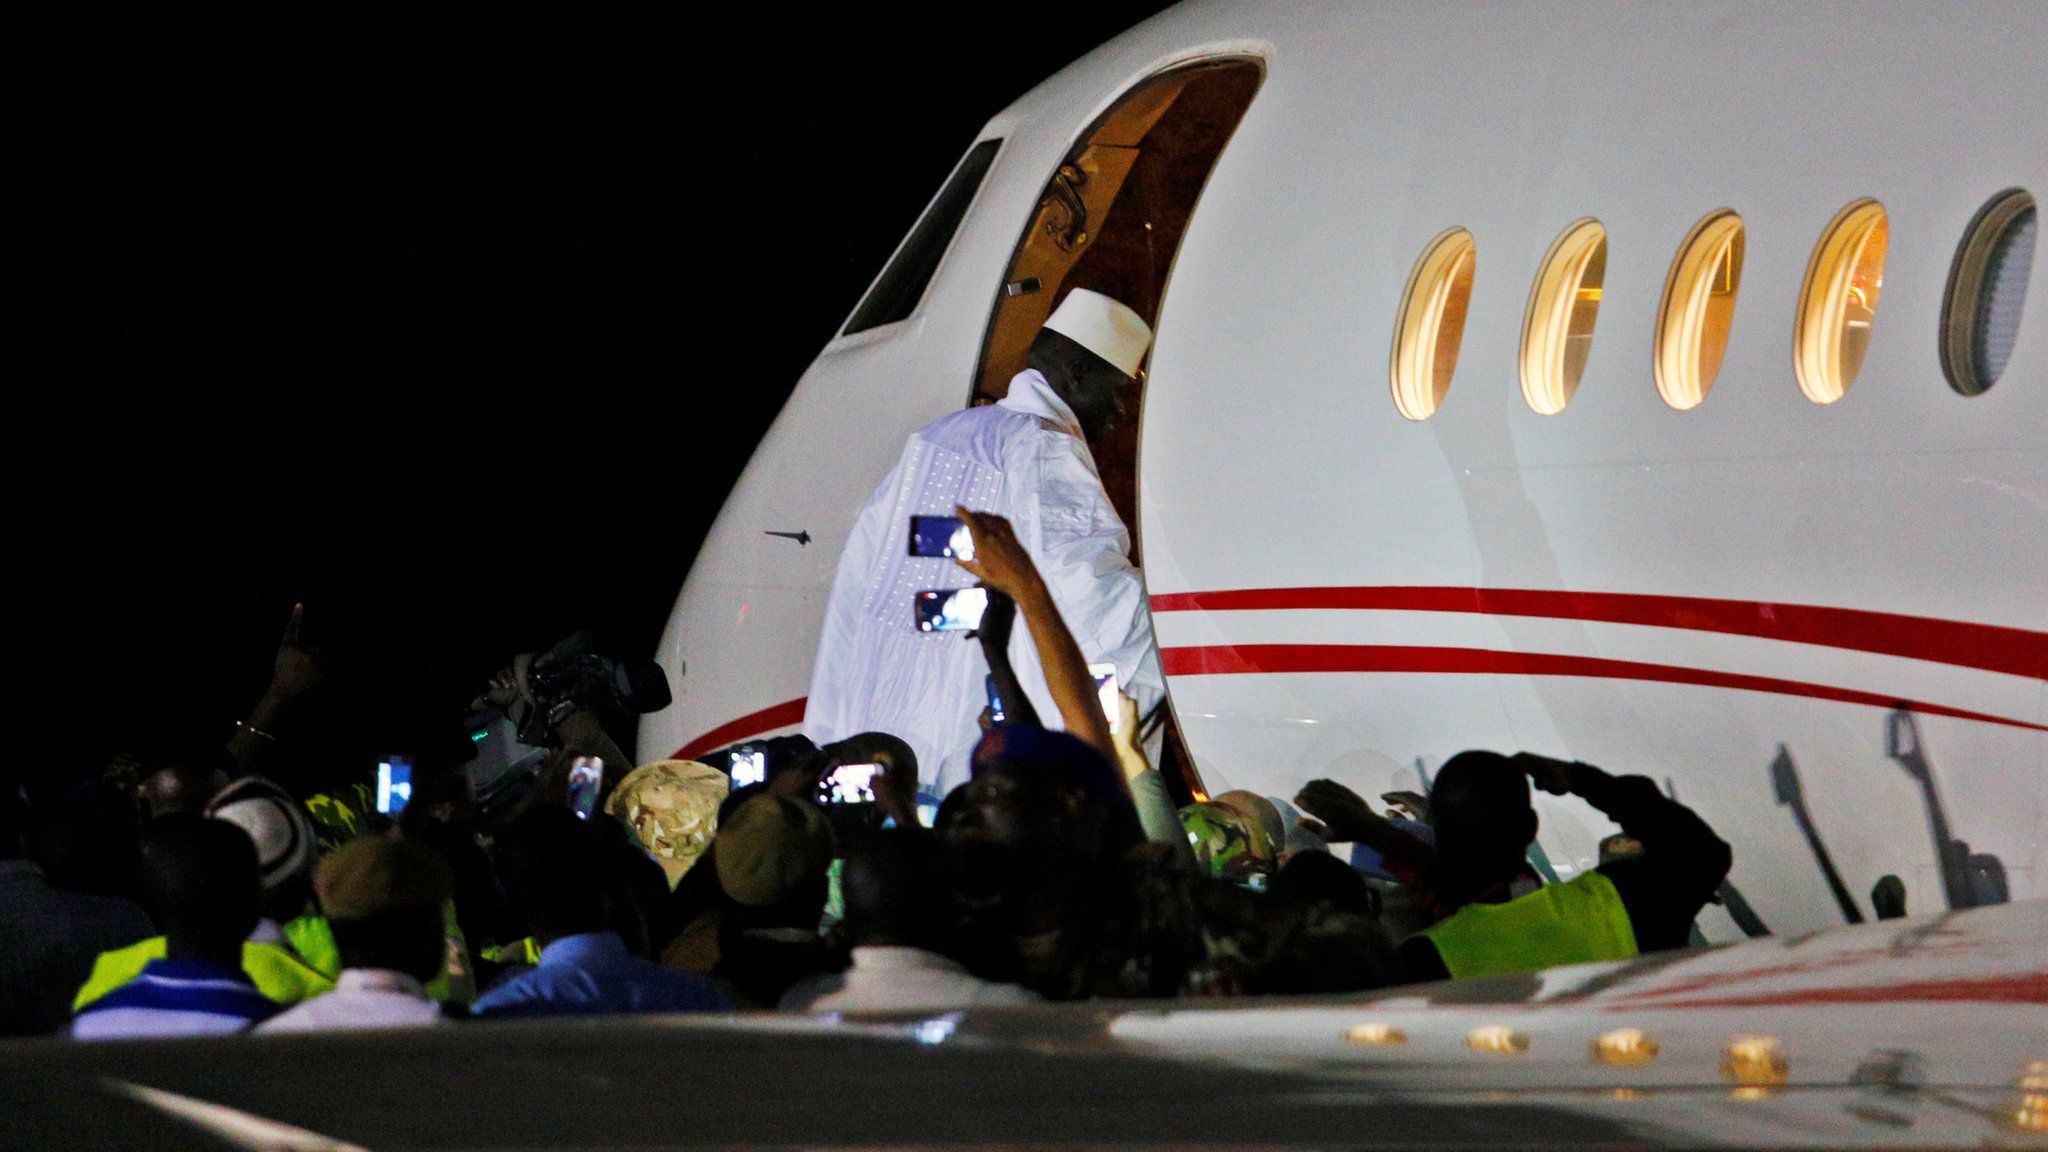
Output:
[72,816,279,1038]
[711,795,834,1008]
[260,838,455,1032]
[141,761,231,820]
[1302,752,1731,981]
[0,784,151,1036]
[781,830,1037,1012]
[472,807,729,1018]
[1871,874,1909,921]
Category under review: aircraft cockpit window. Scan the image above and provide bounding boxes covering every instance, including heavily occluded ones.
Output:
[1941,188,2036,397]
[1794,198,1888,404]
[1390,227,1477,420]
[1520,218,1608,415]
[1654,210,1745,411]
[842,139,1003,336]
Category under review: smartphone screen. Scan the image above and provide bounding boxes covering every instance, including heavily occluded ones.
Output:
[1088,662,1120,725]
[908,515,974,560]
[729,747,767,787]
[566,756,604,820]
[914,587,987,632]
[376,757,413,816]
[819,762,880,805]
[984,673,1006,723]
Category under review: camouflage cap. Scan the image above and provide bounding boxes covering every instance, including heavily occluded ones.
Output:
[1179,801,1274,884]
[605,760,728,888]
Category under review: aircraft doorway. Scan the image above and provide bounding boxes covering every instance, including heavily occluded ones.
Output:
[973,57,1263,801]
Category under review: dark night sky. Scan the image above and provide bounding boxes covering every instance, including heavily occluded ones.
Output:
[20,5,1172,784]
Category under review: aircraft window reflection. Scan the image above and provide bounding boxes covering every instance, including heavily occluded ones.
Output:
[1794,198,1888,404]
[1655,210,1745,410]
[1941,187,2036,396]
[1390,227,1476,421]
[1520,218,1608,415]
[843,139,1003,336]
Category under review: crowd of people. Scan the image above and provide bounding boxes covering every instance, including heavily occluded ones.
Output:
[0,502,1734,1041]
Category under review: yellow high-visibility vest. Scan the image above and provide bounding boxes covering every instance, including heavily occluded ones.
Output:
[73,937,335,1011]
[1422,871,1639,979]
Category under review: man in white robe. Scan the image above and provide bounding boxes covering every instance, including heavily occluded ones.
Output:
[804,289,1165,800]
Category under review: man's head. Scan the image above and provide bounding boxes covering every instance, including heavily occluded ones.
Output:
[821,731,918,814]
[1029,288,1152,441]
[142,760,231,820]
[840,830,942,950]
[316,837,455,983]
[141,814,263,964]
[33,780,144,901]
[944,727,1139,913]
[605,759,727,888]
[495,806,608,943]
[205,777,317,920]
[1429,751,1538,894]
[713,794,833,930]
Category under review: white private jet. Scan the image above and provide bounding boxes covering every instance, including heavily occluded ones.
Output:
[646,0,2044,946]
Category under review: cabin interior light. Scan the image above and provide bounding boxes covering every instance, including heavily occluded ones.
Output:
[1794,199,1888,404]
[1390,227,1477,421]
[1655,210,1745,410]
[1520,218,1608,415]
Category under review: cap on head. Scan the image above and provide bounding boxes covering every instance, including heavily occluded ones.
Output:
[713,794,832,908]
[206,776,316,892]
[1042,288,1152,377]
[605,759,728,887]
[315,837,455,920]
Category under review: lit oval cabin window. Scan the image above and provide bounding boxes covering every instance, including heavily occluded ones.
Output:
[1655,210,1745,410]
[1390,227,1477,420]
[1520,218,1608,415]
[1941,188,2036,396]
[1794,199,1888,404]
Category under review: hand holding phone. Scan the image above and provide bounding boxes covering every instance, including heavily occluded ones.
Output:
[914,587,988,632]
[730,746,768,787]
[819,762,880,805]
[908,515,975,560]
[375,757,413,816]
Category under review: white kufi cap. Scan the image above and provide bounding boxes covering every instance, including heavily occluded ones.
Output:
[1042,288,1152,377]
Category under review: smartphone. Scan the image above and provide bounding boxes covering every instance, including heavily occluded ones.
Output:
[376,757,413,816]
[908,514,974,561]
[1088,662,1120,725]
[729,746,767,787]
[566,756,604,820]
[819,762,880,805]
[914,587,988,632]
[985,673,1006,723]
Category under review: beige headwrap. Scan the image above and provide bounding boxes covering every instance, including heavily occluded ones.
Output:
[605,759,728,888]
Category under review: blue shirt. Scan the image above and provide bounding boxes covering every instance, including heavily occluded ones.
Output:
[71,957,279,1040]
[470,931,731,1019]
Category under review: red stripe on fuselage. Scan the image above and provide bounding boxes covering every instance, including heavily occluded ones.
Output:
[1148,587,2048,680]
[1159,643,2048,733]
[672,697,808,760]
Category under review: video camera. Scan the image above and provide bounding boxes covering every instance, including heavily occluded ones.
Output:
[464,630,671,819]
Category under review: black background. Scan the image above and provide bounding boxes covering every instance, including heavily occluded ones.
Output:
[22,5,1172,784]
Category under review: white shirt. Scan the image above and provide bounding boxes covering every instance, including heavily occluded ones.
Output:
[255,968,446,1033]
[804,369,1165,795]
[781,946,1041,1014]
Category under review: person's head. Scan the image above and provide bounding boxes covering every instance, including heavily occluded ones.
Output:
[32,780,144,901]
[944,727,1140,919]
[140,814,263,964]
[1429,751,1538,895]
[1178,801,1271,886]
[315,837,456,983]
[605,759,728,888]
[205,777,317,920]
[141,760,231,820]
[840,830,942,950]
[1268,849,1380,920]
[1028,288,1152,441]
[712,794,833,931]
[495,806,609,944]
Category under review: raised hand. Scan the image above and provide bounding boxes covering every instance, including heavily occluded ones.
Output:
[951,507,1048,605]
[269,602,327,699]
[1294,778,1382,844]
[1511,752,1577,796]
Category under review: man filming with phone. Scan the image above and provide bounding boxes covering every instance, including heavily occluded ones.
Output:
[805,289,1165,799]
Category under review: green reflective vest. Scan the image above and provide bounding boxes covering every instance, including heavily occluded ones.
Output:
[282,913,341,978]
[72,937,336,1011]
[1422,870,1639,979]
